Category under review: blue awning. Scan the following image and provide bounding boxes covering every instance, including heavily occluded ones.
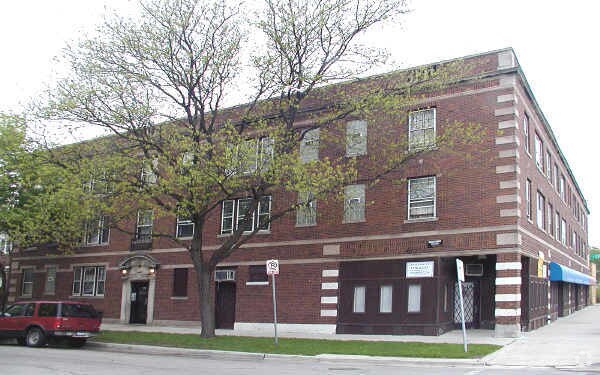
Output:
[549,262,596,285]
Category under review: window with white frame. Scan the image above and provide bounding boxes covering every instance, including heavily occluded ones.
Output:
[236,137,274,174]
[344,184,365,223]
[72,266,105,297]
[141,160,158,185]
[220,196,271,234]
[561,218,567,245]
[554,164,559,190]
[409,108,436,151]
[546,151,552,181]
[346,120,367,157]
[536,191,545,230]
[85,170,113,194]
[408,176,436,220]
[176,216,194,238]
[555,211,561,241]
[523,114,530,154]
[84,215,110,245]
[299,128,319,162]
[379,285,393,313]
[407,284,421,313]
[353,285,366,313]
[559,175,565,200]
[526,179,532,221]
[534,133,543,171]
[135,210,153,241]
[296,191,317,226]
[548,203,554,236]
[572,230,576,249]
[44,266,57,295]
[0,233,12,255]
[21,268,33,296]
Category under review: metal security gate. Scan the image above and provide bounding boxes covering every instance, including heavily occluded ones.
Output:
[454,282,477,327]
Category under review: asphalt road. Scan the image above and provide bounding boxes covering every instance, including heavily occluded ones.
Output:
[0,342,593,375]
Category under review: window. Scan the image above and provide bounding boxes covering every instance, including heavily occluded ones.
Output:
[346,120,367,156]
[220,196,271,234]
[344,184,365,223]
[296,191,316,226]
[248,265,268,283]
[0,233,12,255]
[85,170,113,194]
[523,114,530,154]
[409,108,436,151]
[235,137,274,173]
[44,266,57,295]
[4,303,34,317]
[548,203,554,236]
[136,210,153,241]
[21,269,33,297]
[534,133,543,171]
[172,268,188,297]
[299,128,319,162]
[72,266,105,297]
[572,230,576,249]
[38,303,59,317]
[546,151,552,181]
[408,176,436,219]
[560,175,565,201]
[141,160,157,185]
[555,211,561,241]
[407,284,421,313]
[176,216,194,238]
[536,191,545,230]
[561,218,567,246]
[379,285,393,313]
[353,286,366,313]
[84,215,110,245]
[554,164,559,189]
[526,179,532,221]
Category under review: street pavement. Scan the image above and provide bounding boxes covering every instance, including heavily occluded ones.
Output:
[0,344,581,374]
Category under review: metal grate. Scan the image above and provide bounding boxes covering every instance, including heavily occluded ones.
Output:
[454,282,475,324]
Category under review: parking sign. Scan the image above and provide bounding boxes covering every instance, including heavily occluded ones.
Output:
[266,259,279,275]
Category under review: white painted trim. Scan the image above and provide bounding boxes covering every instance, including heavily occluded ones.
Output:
[500,209,520,217]
[496,262,522,271]
[496,165,518,174]
[320,309,337,317]
[495,293,521,302]
[495,135,519,145]
[498,149,519,159]
[245,281,269,286]
[496,194,520,204]
[322,269,339,278]
[495,107,518,117]
[497,94,517,104]
[496,277,522,285]
[321,296,338,304]
[499,76,517,87]
[495,308,521,317]
[498,120,518,129]
[322,282,338,290]
[499,180,519,189]
[496,232,521,245]
[234,322,336,335]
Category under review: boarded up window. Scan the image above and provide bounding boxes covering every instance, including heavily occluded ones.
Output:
[248,265,268,282]
[173,268,188,297]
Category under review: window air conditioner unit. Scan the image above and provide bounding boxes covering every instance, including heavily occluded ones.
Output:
[465,264,483,277]
[215,270,236,282]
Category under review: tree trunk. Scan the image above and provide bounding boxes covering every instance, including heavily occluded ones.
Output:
[198,264,215,338]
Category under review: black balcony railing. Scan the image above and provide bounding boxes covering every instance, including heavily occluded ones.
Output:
[130,238,152,251]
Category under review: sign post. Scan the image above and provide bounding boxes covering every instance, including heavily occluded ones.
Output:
[266,259,280,345]
[456,259,468,353]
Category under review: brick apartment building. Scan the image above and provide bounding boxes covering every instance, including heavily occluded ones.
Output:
[3,48,595,338]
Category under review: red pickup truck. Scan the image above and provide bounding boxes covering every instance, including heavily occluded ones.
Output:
[0,300,102,347]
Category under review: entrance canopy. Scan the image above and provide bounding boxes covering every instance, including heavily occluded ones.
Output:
[549,262,595,285]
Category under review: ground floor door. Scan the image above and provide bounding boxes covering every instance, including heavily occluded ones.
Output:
[215,282,236,329]
[130,281,149,324]
[454,281,479,328]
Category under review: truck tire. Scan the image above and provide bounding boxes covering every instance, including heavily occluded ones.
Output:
[25,327,46,347]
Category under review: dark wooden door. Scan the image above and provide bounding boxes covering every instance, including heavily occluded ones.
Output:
[130,281,149,324]
[215,282,236,329]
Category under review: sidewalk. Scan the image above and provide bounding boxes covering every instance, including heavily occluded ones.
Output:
[483,304,600,368]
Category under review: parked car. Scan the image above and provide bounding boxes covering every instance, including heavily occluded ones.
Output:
[0,300,102,347]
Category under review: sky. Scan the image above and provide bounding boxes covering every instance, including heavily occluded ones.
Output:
[1,0,599,244]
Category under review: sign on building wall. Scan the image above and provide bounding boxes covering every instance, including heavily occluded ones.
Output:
[406,261,434,278]
[538,251,545,278]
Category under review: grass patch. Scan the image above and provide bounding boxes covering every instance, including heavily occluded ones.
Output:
[93,331,499,359]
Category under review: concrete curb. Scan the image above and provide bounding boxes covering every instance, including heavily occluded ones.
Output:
[87,341,484,366]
